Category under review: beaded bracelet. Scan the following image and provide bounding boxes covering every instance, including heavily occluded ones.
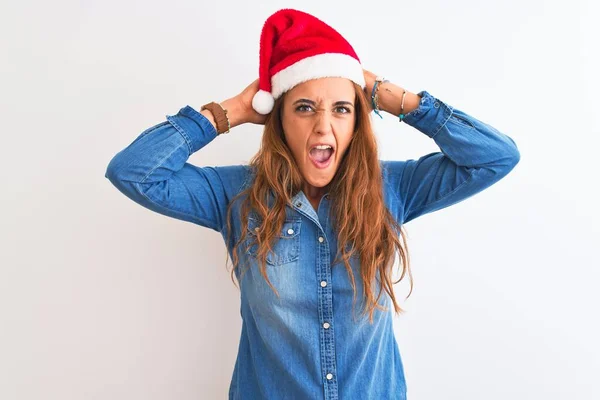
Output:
[371,77,389,119]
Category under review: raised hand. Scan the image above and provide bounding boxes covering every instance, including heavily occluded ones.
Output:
[235,78,269,126]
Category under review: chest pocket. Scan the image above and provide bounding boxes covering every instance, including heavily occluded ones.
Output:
[245,217,301,266]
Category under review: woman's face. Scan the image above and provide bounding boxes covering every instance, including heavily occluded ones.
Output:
[281,77,356,190]
[282,77,355,191]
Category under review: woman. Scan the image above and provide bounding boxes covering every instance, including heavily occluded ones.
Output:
[105,8,520,400]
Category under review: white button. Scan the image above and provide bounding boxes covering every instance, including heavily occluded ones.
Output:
[287,228,294,235]
[326,373,333,380]
[318,236,324,243]
[323,322,330,329]
[320,281,327,287]
[254,227,259,232]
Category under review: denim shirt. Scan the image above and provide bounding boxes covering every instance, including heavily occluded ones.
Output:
[105,90,520,399]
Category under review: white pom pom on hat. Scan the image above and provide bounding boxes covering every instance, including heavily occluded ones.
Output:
[251,8,366,115]
[252,89,275,115]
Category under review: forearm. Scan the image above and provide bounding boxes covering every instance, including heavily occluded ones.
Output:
[402,90,520,167]
[376,81,422,116]
[106,105,218,185]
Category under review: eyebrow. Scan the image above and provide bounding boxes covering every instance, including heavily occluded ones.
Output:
[292,99,355,107]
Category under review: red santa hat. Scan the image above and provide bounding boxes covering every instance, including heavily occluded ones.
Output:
[252,8,366,115]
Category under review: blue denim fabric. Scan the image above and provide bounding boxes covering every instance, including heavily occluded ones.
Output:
[105,90,520,399]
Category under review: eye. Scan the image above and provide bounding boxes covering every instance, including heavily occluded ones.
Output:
[296,104,313,112]
[295,105,352,114]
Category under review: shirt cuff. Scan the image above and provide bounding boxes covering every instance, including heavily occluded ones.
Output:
[166,105,219,153]
[401,90,454,139]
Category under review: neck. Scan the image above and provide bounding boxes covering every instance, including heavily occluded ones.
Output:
[302,182,329,201]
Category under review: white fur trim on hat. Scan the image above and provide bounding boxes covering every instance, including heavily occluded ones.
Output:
[271,53,365,99]
[252,89,275,115]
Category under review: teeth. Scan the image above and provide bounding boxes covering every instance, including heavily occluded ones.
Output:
[313,145,332,150]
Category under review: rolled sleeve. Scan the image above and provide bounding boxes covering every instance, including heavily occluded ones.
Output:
[166,105,218,153]
[402,90,454,139]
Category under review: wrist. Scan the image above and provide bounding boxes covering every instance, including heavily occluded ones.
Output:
[199,98,245,134]
[221,97,246,128]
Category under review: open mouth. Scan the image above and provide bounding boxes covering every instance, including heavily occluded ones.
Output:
[308,145,335,169]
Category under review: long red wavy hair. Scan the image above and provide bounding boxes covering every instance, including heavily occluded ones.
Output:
[224,82,413,323]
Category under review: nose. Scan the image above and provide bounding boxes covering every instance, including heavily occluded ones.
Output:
[314,108,333,136]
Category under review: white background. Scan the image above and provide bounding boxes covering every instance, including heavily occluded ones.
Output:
[1,0,599,399]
